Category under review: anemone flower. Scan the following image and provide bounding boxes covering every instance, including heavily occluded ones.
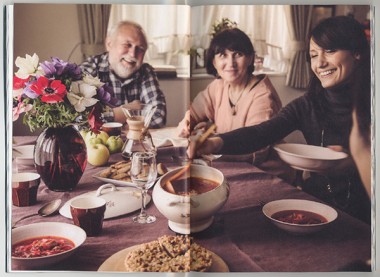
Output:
[13,102,33,121]
[29,76,67,103]
[15,53,43,79]
[13,76,29,98]
[22,81,40,99]
[41,57,82,81]
[96,83,119,107]
[67,81,99,112]
[82,75,118,107]
[82,74,104,88]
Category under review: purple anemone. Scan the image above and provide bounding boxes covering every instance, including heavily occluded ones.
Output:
[97,83,119,107]
[40,57,82,81]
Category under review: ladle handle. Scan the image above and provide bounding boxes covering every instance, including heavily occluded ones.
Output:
[12,213,38,228]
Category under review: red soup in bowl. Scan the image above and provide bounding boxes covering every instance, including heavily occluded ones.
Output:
[163,177,219,196]
[12,236,75,258]
[271,210,327,225]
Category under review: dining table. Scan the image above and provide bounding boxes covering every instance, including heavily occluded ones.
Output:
[10,135,372,272]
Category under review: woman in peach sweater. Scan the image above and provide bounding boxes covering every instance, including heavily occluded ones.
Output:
[177,28,294,182]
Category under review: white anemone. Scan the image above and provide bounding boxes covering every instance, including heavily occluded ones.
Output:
[67,81,99,112]
[82,74,104,88]
[15,53,43,79]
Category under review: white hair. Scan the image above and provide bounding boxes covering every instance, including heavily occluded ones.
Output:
[107,20,148,49]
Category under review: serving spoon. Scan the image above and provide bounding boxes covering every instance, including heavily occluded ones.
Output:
[12,199,62,229]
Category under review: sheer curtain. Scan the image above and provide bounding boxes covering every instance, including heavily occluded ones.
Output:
[108,5,290,67]
[77,4,111,59]
[191,5,279,55]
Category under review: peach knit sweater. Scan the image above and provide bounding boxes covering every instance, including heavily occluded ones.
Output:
[191,75,283,164]
[191,74,282,134]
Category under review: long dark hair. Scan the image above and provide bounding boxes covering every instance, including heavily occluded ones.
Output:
[306,16,370,128]
[352,48,371,146]
[206,28,255,77]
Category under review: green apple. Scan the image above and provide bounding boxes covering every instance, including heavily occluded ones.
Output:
[87,143,110,166]
[85,131,109,145]
[88,137,103,146]
[106,136,124,154]
[79,129,89,139]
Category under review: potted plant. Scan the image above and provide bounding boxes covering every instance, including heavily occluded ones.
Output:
[210,18,237,38]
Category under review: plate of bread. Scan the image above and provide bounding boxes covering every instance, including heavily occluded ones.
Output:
[98,235,229,272]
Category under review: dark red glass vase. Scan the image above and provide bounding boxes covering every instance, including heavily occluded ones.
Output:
[34,126,87,192]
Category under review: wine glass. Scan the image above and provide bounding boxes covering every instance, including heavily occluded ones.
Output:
[130,151,158,224]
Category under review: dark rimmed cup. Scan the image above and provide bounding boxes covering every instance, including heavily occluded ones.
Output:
[101,122,123,137]
[12,172,41,207]
[70,197,106,236]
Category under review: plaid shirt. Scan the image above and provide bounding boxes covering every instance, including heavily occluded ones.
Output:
[80,52,166,128]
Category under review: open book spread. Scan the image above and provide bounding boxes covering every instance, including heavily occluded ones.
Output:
[6,2,373,274]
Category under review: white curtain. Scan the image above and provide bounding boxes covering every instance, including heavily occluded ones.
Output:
[191,5,270,55]
[109,5,191,60]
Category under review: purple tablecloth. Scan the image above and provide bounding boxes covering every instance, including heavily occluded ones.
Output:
[11,137,371,272]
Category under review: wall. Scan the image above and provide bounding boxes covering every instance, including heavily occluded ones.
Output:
[12,4,82,136]
[13,4,82,67]
[159,79,190,127]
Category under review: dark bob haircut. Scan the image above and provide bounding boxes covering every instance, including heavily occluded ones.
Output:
[206,28,255,77]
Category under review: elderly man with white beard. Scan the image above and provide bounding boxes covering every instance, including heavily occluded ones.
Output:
[80,20,167,128]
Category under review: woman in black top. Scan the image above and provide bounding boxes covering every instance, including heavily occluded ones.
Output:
[191,16,371,223]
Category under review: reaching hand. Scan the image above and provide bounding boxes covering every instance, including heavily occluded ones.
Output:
[187,136,224,160]
[193,121,215,133]
[176,110,193,138]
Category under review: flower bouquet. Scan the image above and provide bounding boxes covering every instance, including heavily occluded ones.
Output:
[13,53,117,132]
[12,53,118,191]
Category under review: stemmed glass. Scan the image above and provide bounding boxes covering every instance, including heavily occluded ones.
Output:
[130,151,157,224]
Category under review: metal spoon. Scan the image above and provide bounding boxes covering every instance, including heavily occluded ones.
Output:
[12,199,62,228]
